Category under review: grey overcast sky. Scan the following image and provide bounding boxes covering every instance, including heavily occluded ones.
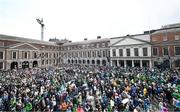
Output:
[0,0,180,42]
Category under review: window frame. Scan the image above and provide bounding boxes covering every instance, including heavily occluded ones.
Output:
[143,47,148,56]
[152,47,158,56]
[126,48,130,57]
[163,46,169,56]
[12,51,17,59]
[134,48,139,57]
[175,46,180,56]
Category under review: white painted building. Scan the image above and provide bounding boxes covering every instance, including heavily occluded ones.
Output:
[110,34,152,67]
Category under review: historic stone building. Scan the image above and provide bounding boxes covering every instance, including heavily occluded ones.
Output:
[0,34,60,70]
[151,23,180,68]
[60,37,110,66]
[110,34,152,67]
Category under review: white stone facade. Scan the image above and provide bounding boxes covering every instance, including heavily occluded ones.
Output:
[110,34,152,68]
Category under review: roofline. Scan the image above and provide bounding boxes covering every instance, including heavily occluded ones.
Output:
[110,33,149,39]
[0,34,59,46]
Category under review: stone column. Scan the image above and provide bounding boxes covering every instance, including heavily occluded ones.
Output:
[132,60,134,67]
[149,60,152,68]
[124,60,127,68]
[140,60,143,67]
[117,60,120,66]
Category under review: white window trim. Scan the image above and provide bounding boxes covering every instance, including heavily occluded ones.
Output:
[152,47,159,56]
[142,47,148,57]
[175,35,180,41]
[174,46,180,56]
[24,52,28,59]
[126,48,131,57]
[134,48,139,57]
[12,51,18,59]
[163,46,169,56]
[163,36,168,41]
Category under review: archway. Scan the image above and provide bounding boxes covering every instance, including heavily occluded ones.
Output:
[71,60,74,64]
[102,60,106,66]
[78,60,81,64]
[92,60,95,64]
[83,60,86,64]
[175,59,180,67]
[97,60,100,65]
[87,60,90,64]
[11,62,18,69]
[33,61,38,67]
[75,60,77,64]
[22,61,29,69]
[162,60,170,68]
[68,59,70,64]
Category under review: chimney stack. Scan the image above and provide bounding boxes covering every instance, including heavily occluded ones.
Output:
[97,36,101,39]
[84,38,87,41]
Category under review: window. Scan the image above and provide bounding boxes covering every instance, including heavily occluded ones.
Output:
[143,48,148,56]
[119,49,123,56]
[102,43,105,47]
[97,51,101,57]
[0,62,3,69]
[103,51,106,57]
[46,60,48,64]
[175,47,180,55]
[134,48,139,56]
[96,43,100,48]
[34,52,37,58]
[92,51,95,57]
[153,47,158,56]
[42,60,44,65]
[112,49,116,57]
[163,36,168,41]
[175,35,180,40]
[88,51,91,58]
[12,51,17,59]
[0,42,4,46]
[152,37,157,42]
[163,47,169,55]
[126,49,130,56]
[24,52,28,59]
[0,52,3,59]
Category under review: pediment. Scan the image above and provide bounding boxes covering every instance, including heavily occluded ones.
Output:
[112,37,149,46]
[10,43,39,50]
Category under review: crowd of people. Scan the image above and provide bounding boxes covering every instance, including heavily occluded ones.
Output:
[0,64,180,112]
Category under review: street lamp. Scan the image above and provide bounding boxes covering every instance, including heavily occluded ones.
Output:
[36,18,45,41]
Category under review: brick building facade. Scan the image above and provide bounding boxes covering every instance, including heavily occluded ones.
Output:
[151,25,180,68]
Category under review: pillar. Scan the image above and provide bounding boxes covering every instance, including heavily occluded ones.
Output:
[117,60,120,66]
[140,60,142,67]
[124,60,127,68]
[132,60,134,67]
[149,60,152,68]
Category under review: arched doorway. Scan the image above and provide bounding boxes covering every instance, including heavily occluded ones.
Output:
[75,60,77,64]
[11,62,18,69]
[162,60,170,68]
[97,60,100,65]
[78,60,81,64]
[22,61,29,69]
[71,60,74,64]
[175,59,180,67]
[92,60,95,65]
[33,61,38,67]
[102,60,106,66]
[68,59,70,64]
[87,60,90,64]
[83,60,86,64]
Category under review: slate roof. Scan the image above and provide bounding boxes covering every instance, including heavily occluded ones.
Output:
[63,38,110,46]
[0,34,58,46]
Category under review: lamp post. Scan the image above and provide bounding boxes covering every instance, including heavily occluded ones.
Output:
[36,18,45,41]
